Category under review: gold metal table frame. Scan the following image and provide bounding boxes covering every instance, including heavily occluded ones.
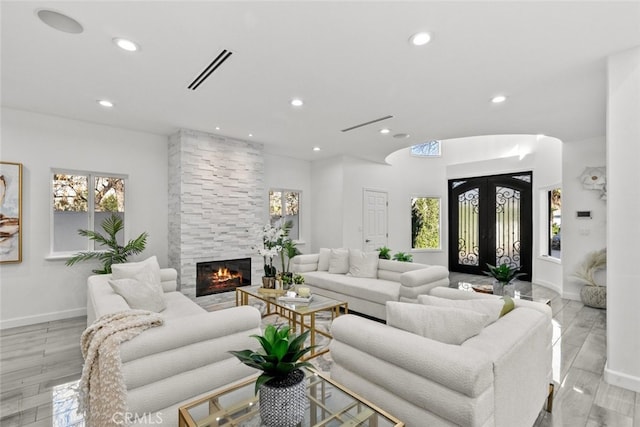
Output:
[236,286,348,360]
[178,367,404,427]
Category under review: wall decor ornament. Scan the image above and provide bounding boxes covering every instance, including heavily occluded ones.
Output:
[0,161,23,263]
[579,166,607,200]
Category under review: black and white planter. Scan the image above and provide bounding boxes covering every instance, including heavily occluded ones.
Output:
[259,369,307,427]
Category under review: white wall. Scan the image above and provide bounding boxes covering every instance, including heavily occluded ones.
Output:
[605,46,640,392]
[0,108,169,328]
[561,137,607,300]
[263,152,312,254]
[310,135,563,287]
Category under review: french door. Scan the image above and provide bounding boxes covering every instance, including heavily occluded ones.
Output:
[448,172,532,280]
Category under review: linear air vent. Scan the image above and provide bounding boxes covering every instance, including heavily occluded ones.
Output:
[341,115,393,132]
[188,49,233,91]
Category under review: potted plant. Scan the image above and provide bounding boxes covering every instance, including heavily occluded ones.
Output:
[376,246,391,260]
[293,273,305,285]
[392,251,413,262]
[572,248,606,308]
[230,324,314,426]
[259,223,283,288]
[65,213,148,274]
[483,263,525,295]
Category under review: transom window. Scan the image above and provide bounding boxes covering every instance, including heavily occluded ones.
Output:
[269,189,300,240]
[51,170,127,254]
[411,140,441,157]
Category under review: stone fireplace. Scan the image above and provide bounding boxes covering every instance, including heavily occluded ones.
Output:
[168,129,264,307]
[196,257,251,297]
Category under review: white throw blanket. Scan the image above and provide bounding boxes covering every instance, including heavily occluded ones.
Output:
[79,310,164,427]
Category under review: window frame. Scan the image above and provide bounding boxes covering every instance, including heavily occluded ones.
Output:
[410,196,442,252]
[410,140,442,158]
[268,188,302,243]
[49,168,128,257]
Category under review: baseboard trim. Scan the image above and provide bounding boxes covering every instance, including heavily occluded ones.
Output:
[0,307,87,330]
[562,291,581,301]
[534,279,562,295]
[604,363,640,393]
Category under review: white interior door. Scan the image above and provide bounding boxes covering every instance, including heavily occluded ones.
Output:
[363,189,388,251]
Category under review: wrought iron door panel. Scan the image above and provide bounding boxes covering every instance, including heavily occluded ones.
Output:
[449,172,532,280]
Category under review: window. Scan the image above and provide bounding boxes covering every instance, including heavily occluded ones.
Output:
[548,188,561,259]
[411,140,441,157]
[411,197,441,250]
[269,189,300,240]
[51,170,126,254]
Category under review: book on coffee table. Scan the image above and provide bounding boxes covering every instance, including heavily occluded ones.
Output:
[277,295,314,304]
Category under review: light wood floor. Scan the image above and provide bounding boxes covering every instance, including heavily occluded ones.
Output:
[1,277,639,426]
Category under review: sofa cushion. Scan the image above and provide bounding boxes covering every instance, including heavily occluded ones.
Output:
[109,277,166,312]
[304,271,400,305]
[161,292,207,319]
[112,256,163,294]
[328,248,350,274]
[348,249,378,278]
[418,295,503,326]
[387,302,488,345]
[318,248,331,271]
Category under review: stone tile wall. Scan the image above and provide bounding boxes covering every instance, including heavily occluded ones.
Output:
[168,129,264,307]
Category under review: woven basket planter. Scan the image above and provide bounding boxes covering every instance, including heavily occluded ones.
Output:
[259,369,306,426]
[580,286,606,309]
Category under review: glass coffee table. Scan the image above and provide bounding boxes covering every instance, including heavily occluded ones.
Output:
[456,282,551,305]
[178,367,404,427]
[236,286,348,360]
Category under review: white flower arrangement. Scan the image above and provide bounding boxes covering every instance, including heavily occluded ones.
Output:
[259,221,289,277]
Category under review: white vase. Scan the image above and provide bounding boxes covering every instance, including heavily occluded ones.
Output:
[492,280,514,297]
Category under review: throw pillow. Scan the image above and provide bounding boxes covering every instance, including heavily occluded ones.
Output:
[111,256,162,294]
[348,249,379,278]
[109,270,166,312]
[387,302,488,345]
[418,294,503,327]
[328,248,350,274]
[317,248,331,271]
[500,296,515,317]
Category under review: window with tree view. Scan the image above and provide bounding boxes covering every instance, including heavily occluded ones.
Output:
[269,189,300,240]
[411,197,441,250]
[549,188,561,259]
[52,171,126,253]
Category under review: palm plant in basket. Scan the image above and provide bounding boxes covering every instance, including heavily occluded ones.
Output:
[230,324,314,426]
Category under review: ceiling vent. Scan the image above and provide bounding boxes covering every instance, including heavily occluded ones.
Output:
[341,115,393,132]
[188,49,233,91]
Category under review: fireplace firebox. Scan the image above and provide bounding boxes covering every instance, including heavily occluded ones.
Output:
[196,258,251,297]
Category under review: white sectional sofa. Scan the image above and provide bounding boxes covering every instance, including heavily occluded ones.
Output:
[86,258,261,426]
[330,287,553,427]
[291,249,449,320]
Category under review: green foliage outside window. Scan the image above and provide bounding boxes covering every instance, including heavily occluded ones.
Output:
[411,197,441,249]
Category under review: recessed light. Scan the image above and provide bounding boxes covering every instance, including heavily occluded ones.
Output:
[215,126,220,130]
[97,99,114,108]
[113,38,139,52]
[248,133,253,137]
[291,98,304,107]
[409,32,431,46]
[491,95,507,103]
[380,128,391,134]
[393,133,410,139]
[37,9,83,34]
[313,147,321,152]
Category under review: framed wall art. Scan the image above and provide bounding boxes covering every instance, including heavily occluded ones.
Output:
[0,161,23,263]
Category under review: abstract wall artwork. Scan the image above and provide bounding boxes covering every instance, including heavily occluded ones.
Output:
[0,162,22,263]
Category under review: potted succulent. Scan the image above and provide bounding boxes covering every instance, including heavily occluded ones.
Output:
[392,251,413,262]
[230,324,314,426]
[376,246,391,260]
[483,263,525,295]
[65,213,148,274]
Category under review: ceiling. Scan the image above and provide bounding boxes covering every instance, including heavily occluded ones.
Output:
[2,1,640,163]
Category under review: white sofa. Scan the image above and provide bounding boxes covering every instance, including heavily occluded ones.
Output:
[87,265,261,426]
[291,250,449,319]
[329,287,553,427]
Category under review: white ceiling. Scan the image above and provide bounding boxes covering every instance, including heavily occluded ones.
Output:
[2,1,640,163]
